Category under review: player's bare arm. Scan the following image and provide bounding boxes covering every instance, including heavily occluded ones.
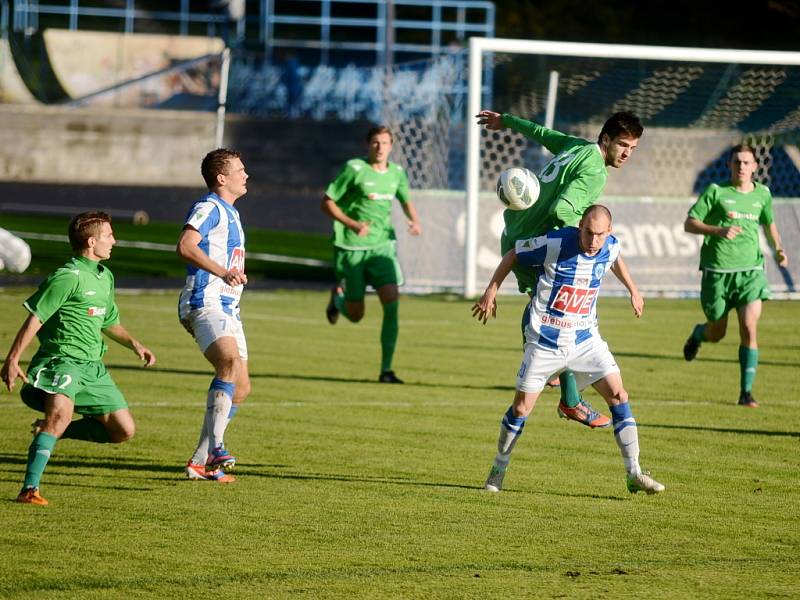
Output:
[102,324,156,367]
[0,313,42,391]
[321,195,370,237]
[177,226,247,285]
[684,216,741,240]
[401,200,422,235]
[475,110,503,130]
[764,222,788,267]
[610,256,644,318]
[472,249,517,324]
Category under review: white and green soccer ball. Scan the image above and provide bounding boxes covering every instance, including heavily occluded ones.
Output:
[496,167,540,211]
[0,227,31,273]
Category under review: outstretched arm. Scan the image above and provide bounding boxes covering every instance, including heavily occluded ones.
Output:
[610,255,643,318]
[472,249,517,324]
[0,313,42,392]
[763,222,788,267]
[102,324,156,367]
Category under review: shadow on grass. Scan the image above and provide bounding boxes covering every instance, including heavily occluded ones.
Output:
[646,423,799,438]
[613,351,795,367]
[104,364,512,392]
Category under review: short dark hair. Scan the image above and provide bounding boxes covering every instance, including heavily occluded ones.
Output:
[366,126,393,143]
[730,143,757,161]
[598,111,643,142]
[581,204,612,224]
[68,212,111,251]
[201,148,242,190]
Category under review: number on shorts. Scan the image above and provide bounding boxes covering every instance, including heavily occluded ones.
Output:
[52,373,73,390]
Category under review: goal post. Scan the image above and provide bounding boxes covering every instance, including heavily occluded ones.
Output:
[464,37,800,297]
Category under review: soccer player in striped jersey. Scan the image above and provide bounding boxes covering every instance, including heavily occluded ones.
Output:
[682,144,789,407]
[322,126,422,383]
[473,205,664,495]
[476,110,643,429]
[177,148,250,483]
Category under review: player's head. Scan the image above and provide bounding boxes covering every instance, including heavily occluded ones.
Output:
[729,144,758,185]
[598,111,643,169]
[201,148,247,199]
[578,205,612,256]
[366,126,393,165]
[69,211,115,260]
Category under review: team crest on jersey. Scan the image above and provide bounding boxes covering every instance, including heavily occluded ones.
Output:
[593,262,607,280]
[550,285,597,315]
[87,306,106,317]
[228,248,245,272]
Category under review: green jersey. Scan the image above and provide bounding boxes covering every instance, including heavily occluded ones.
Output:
[325,158,410,249]
[23,256,120,362]
[688,182,774,271]
[501,114,608,241]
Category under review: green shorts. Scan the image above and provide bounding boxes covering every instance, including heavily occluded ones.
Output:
[700,268,771,322]
[21,355,128,416]
[501,232,539,294]
[334,243,404,302]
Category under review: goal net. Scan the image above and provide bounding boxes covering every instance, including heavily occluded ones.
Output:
[455,39,800,297]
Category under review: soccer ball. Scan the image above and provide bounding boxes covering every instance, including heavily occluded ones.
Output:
[496,167,540,211]
[0,227,32,273]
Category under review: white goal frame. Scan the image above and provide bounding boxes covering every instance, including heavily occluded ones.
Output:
[465,37,800,297]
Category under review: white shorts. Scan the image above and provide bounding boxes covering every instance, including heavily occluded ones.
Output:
[515,336,619,393]
[181,308,248,360]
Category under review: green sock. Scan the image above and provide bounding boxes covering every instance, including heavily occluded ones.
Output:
[23,431,58,491]
[380,300,399,372]
[559,371,581,408]
[692,323,707,343]
[739,346,758,393]
[62,417,111,443]
[334,293,357,323]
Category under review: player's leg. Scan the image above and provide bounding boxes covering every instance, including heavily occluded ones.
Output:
[62,362,133,443]
[369,246,404,383]
[201,336,242,470]
[484,343,557,492]
[736,299,762,407]
[17,391,75,505]
[684,271,730,360]
[328,248,366,323]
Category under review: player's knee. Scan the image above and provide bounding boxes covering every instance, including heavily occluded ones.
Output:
[110,423,136,443]
[349,306,365,321]
[236,379,251,401]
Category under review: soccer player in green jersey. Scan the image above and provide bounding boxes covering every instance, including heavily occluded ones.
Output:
[682,144,789,408]
[476,109,643,427]
[322,126,422,383]
[1,212,156,505]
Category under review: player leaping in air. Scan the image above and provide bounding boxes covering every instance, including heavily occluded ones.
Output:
[472,205,664,495]
[476,109,643,429]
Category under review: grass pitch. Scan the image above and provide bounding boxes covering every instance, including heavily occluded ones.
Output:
[0,289,798,599]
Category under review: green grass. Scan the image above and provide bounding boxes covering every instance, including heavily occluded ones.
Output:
[0,290,798,599]
[2,214,333,281]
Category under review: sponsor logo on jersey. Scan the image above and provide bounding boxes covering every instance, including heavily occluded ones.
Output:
[726,210,759,221]
[367,193,395,201]
[550,285,597,315]
[87,306,106,317]
[539,314,594,329]
[228,248,245,272]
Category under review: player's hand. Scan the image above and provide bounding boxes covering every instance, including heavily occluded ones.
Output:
[471,291,497,324]
[775,248,788,267]
[133,344,156,367]
[351,221,370,237]
[0,359,28,392]
[629,291,644,318]
[476,110,503,130]
[407,220,422,236]
[720,225,742,240]
[222,268,247,286]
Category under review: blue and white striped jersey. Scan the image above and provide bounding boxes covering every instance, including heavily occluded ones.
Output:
[178,193,246,319]
[515,227,620,349]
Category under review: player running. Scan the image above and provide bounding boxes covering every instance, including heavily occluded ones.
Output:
[322,125,422,383]
[472,205,664,495]
[1,212,156,505]
[476,109,643,428]
[682,143,789,407]
[177,148,250,483]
